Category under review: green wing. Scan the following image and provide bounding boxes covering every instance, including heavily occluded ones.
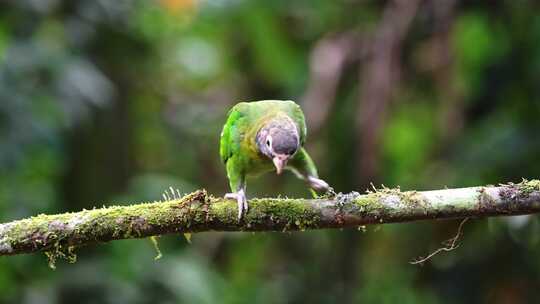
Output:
[220,103,246,164]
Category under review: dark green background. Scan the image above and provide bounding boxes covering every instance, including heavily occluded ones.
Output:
[1,1,540,303]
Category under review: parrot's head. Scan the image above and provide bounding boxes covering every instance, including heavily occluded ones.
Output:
[257,120,299,175]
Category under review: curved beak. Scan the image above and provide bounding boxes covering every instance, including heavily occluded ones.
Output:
[272,154,288,175]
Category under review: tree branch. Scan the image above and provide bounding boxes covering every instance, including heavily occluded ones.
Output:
[1,180,539,257]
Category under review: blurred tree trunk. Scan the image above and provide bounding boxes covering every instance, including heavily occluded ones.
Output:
[357,0,422,185]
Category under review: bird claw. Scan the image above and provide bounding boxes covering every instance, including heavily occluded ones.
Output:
[307,176,330,191]
[224,189,248,221]
[224,193,237,200]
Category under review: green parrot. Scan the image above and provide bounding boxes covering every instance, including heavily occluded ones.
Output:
[220,100,330,219]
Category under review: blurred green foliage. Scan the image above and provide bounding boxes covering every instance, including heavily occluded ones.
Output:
[1,0,540,303]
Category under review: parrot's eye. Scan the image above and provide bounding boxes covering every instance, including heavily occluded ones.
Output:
[265,135,273,149]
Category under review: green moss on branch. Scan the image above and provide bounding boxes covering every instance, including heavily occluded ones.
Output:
[1,180,540,258]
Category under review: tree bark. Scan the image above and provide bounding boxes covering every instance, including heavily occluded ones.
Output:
[1,180,539,257]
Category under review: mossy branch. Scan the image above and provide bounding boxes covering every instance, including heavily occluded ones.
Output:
[1,180,540,257]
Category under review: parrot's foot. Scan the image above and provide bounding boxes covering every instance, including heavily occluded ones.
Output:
[224,189,248,221]
[307,176,330,191]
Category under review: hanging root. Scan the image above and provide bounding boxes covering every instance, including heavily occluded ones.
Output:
[410,217,469,266]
